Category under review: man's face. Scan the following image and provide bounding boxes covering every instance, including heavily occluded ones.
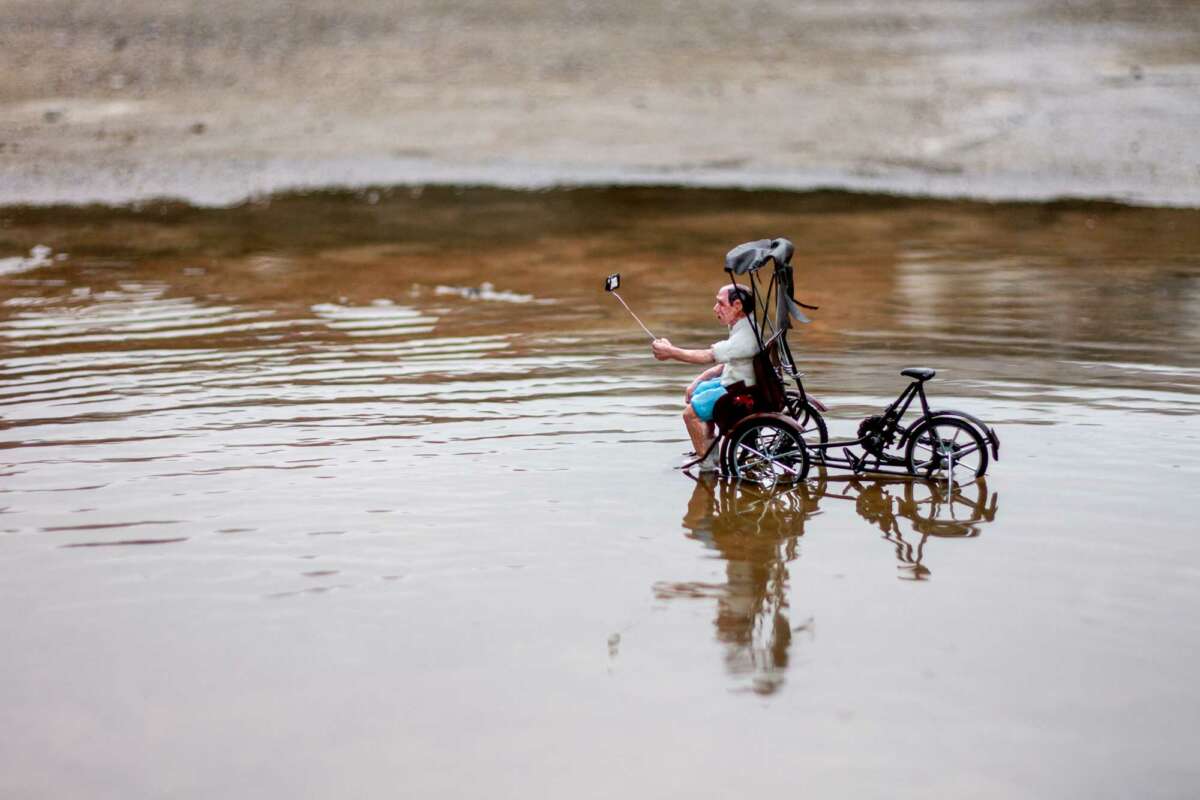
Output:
[713,286,743,326]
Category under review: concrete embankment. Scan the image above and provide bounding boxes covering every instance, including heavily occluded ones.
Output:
[2,0,1198,207]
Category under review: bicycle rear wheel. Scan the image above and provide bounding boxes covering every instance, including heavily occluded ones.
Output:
[784,391,829,444]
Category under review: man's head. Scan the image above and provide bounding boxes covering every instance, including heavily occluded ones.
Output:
[714,284,752,326]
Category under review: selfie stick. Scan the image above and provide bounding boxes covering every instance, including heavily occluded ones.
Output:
[604,273,656,340]
[611,292,657,340]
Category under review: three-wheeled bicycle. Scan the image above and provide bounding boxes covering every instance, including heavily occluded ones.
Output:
[679,238,1000,487]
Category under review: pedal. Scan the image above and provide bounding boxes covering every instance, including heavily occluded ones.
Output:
[843,448,866,474]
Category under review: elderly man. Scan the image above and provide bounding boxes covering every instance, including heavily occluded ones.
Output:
[651,284,758,471]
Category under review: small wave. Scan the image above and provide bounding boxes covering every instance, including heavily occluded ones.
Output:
[0,245,66,277]
[434,283,548,304]
[62,537,188,548]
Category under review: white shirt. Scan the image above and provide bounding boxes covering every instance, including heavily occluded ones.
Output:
[711,316,760,387]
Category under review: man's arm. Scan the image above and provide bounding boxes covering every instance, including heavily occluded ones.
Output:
[651,338,715,365]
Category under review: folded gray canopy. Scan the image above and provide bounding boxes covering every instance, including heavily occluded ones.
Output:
[724,237,815,329]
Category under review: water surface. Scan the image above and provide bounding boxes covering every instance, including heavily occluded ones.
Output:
[2,188,1199,798]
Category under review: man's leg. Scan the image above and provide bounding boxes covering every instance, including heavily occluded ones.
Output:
[683,404,713,456]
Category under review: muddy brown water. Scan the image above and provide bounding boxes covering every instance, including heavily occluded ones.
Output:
[2,188,1200,798]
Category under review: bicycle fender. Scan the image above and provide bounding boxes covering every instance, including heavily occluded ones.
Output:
[900,410,1000,461]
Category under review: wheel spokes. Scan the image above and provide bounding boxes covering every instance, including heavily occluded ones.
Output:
[734,444,803,475]
[910,422,985,482]
[731,424,805,485]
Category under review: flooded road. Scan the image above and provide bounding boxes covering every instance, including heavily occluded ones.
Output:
[2,188,1200,798]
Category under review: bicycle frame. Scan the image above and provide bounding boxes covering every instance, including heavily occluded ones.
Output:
[805,377,935,477]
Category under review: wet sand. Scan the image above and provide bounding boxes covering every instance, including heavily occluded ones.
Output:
[2,189,1200,797]
[2,0,1200,206]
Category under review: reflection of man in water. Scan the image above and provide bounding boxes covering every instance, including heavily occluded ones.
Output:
[651,284,757,471]
[663,478,820,694]
[661,477,998,690]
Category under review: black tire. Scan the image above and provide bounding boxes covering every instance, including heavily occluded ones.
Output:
[722,414,811,487]
[904,416,989,482]
[783,391,829,444]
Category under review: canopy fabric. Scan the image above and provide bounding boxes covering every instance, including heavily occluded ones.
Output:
[724,239,775,275]
[723,238,814,330]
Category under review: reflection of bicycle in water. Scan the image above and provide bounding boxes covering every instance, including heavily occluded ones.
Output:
[656,472,999,693]
[836,475,998,580]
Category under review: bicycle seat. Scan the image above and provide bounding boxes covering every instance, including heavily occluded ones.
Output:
[901,367,936,381]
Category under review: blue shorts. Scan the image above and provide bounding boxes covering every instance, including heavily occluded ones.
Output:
[690,379,727,422]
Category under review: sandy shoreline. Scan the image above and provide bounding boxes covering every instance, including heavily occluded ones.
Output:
[2,0,1199,208]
